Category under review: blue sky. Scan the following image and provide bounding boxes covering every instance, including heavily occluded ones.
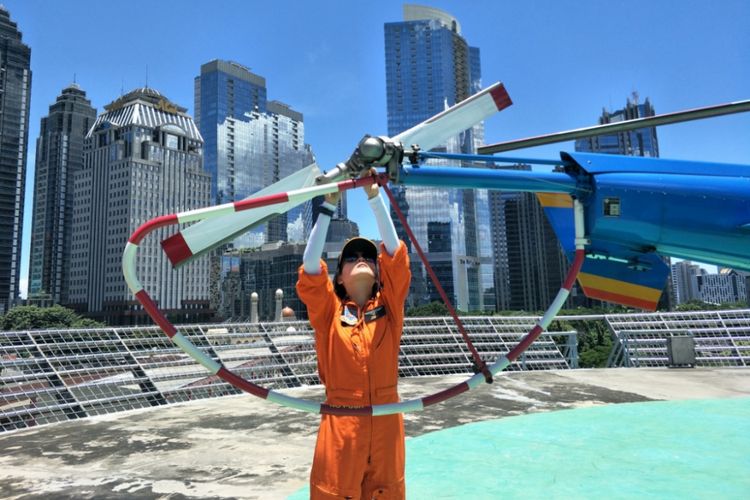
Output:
[5,0,750,297]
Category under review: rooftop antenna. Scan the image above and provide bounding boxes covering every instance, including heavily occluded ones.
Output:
[121,78,125,96]
[73,73,76,84]
[145,64,149,88]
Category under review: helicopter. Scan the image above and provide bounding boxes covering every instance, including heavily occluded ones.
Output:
[123,82,749,414]
[157,82,750,311]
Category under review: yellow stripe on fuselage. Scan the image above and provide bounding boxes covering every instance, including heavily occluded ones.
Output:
[536,193,573,208]
[578,272,662,302]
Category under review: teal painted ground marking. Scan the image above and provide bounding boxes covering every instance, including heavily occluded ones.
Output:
[290,398,750,499]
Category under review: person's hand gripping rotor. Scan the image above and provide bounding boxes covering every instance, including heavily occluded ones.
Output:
[361,168,380,200]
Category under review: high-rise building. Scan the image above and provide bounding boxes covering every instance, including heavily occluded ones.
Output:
[215,218,361,321]
[69,88,212,324]
[29,84,97,304]
[736,270,750,305]
[0,7,31,313]
[384,5,493,312]
[671,260,704,305]
[697,269,747,305]
[575,92,659,157]
[672,264,749,306]
[195,60,313,247]
[575,93,671,309]
[489,165,569,311]
[216,242,307,321]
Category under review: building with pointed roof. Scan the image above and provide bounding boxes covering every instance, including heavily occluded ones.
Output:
[68,88,212,324]
[29,84,97,304]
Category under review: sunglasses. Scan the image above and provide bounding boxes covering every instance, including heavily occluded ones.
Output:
[342,253,376,265]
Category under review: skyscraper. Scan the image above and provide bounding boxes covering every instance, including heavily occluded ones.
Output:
[0,7,31,313]
[195,60,313,247]
[68,88,212,324]
[697,269,747,305]
[217,242,307,321]
[576,93,671,309]
[384,5,493,311]
[575,93,659,157]
[29,84,97,304]
[489,165,569,311]
[671,260,704,305]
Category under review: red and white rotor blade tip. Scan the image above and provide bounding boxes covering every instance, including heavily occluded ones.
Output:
[392,82,511,151]
[162,162,322,267]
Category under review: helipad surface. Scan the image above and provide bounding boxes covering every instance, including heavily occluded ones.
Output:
[1,368,749,499]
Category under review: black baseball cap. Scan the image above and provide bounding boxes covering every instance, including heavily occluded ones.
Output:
[338,237,378,267]
[334,237,380,300]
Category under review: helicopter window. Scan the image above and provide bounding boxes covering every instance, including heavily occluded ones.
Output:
[604,198,621,217]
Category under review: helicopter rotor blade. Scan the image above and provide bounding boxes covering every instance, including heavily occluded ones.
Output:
[393,81,511,151]
[316,82,513,184]
[479,99,750,154]
[162,82,515,266]
[161,162,322,267]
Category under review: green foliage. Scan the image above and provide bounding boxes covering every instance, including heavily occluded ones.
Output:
[1,305,105,331]
[674,300,748,311]
[547,319,573,332]
[576,325,612,367]
[578,342,612,368]
[466,309,496,316]
[406,301,450,317]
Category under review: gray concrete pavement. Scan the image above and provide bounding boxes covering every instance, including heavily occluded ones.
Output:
[1,367,748,499]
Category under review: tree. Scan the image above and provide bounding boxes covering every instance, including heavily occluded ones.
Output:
[1,305,104,331]
[406,301,449,317]
[675,300,747,311]
[549,310,616,368]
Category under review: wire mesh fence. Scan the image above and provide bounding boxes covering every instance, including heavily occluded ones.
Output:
[606,309,750,368]
[3,309,749,433]
[1,316,573,433]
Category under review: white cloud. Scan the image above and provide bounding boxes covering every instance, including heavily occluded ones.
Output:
[19,277,28,300]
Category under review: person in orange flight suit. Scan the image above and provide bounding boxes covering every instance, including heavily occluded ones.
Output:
[297,174,411,499]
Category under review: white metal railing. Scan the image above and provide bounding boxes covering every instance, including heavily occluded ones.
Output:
[5,310,747,433]
[605,309,750,367]
[1,315,574,433]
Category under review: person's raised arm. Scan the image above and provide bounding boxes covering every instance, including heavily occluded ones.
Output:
[303,192,339,274]
[363,172,399,256]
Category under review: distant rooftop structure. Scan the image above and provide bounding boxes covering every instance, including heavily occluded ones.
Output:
[199,59,266,88]
[92,87,201,141]
[575,92,659,157]
[0,5,24,39]
[104,86,185,113]
[403,4,461,33]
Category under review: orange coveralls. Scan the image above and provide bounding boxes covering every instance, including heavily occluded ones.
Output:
[296,241,411,499]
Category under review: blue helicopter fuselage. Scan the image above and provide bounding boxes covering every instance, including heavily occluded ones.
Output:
[399,152,750,272]
[565,152,750,272]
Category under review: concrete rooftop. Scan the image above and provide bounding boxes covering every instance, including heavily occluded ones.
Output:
[1,367,749,499]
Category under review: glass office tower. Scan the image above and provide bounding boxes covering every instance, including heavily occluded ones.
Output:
[29,84,97,304]
[0,7,31,313]
[489,166,569,312]
[575,93,670,309]
[575,93,659,157]
[384,5,493,311]
[195,60,313,247]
